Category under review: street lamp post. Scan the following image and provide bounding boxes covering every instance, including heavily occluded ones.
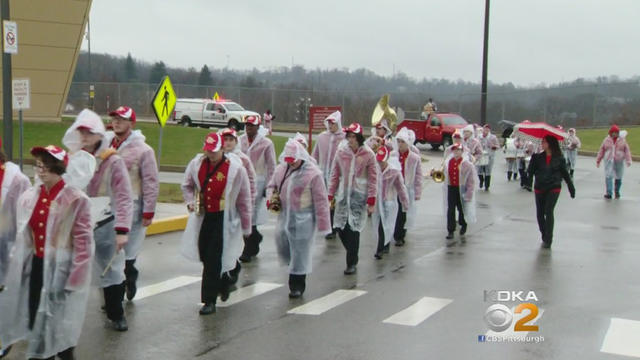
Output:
[480,0,490,125]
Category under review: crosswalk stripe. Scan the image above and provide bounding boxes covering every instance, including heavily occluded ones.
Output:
[216,282,283,307]
[383,297,453,326]
[485,307,545,338]
[287,289,367,315]
[601,317,640,358]
[134,276,201,301]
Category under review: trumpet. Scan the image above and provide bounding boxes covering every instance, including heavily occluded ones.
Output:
[268,190,282,213]
[429,166,445,183]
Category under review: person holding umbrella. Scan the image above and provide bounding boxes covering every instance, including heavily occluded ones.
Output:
[596,125,632,199]
[527,135,575,249]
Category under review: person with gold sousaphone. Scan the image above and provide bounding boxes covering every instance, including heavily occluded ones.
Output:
[180,132,253,315]
[367,94,397,153]
[266,139,331,298]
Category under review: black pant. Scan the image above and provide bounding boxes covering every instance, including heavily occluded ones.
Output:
[535,190,560,244]
[519,161,528,187]
[103,282,125,321]
[124,259,138,284]
[447,186,466,233]
[29,256,44,330]
[393,200,407,241]
[242,226,263,257]
[329,208,336,235]
[199,211,228,304]
[376,222,386,254]
[338,222,360,267]
[31,347,75,360]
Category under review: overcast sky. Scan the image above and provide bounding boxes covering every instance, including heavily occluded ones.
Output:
[84,0,640,86]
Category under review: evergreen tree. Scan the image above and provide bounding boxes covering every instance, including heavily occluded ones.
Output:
[149,61,167,84]
[124,52,137,82]
[198,65,213,86]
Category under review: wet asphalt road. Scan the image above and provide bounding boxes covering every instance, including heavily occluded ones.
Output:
[5,151,640,360]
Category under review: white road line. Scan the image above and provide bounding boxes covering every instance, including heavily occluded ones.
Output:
[383,297,453,326]
[216,282,283,307]
[485,307,545,338]
[134,276,201,301]
[287,289,367,315]
[601,318,640,358]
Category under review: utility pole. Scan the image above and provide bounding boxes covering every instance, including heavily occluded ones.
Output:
[480,0,490,125]
[2,0,13,159]
[87,16,94,110]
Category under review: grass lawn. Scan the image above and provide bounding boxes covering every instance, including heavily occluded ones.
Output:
[576,127,639,152]
[158,183,184,203]
[7,119,293,166]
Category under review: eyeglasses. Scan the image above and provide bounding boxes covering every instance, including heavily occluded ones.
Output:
[34,162,48,172]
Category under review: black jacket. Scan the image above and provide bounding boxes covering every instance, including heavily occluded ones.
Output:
[527,152,575,195]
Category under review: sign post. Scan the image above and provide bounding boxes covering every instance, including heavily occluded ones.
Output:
[150,76,177,164]
[12,78,29,169]
[1,0,14,160]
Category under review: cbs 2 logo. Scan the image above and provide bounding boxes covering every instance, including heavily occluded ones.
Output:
[484,303,540,332]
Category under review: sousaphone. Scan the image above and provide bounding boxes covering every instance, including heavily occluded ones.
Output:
[371,94,397,132]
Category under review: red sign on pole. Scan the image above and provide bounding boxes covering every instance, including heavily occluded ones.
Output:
[308,106,341,152]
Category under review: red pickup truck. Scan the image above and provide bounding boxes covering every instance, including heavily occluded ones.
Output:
[397,112,468,150]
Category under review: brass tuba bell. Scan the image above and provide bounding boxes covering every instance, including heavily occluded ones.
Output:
[371,94,397,132]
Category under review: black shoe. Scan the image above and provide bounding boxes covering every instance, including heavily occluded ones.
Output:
[394,239,405,247]
[325,233,336,240]
[343,266,357,275]
[0,285,4,293]
[111,318,128,332]
[289,290,303,299]
[126,280,137,301]
[100,304,106,312]
[460,224,467,235]
[541,242,551,249]
[383,244,390,253]
[219,287,230,302]
[615,192,621,199]
[0,345,12,358]
[199,303,216,315]
[604,194,612,199]
[239,253,252,263]
[446,232,454,240]
[374,252,383,260]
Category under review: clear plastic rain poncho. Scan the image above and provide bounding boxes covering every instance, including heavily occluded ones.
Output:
[239,125,276,226]
[462,124,483,162]
[61,109,102,191]
[266,139,331,275]
[597,130,631,180]
[562,129,581,170]
[0,185,93,359]
[104,130,159,261]
[64,109,133,288]
[0,162,31,286]
[371,152,409,247]
[395,128,424,229]
[180,154,253,274]
[442,152,477,224]
[328,141,378,233]
[477,129,500,175]
[311,111,346,184]
[406,129,420,154]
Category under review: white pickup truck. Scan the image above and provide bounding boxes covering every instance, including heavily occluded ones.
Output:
[173,98,260,130]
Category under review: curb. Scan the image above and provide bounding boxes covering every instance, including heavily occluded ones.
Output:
[146,215,188,236]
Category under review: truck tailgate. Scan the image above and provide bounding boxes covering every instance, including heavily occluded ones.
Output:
[398,119,426,141]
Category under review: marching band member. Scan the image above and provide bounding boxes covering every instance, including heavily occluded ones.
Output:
[266,140,330,298]
[527,136,575,248]
[106,106,159,301]
[394,128,423,247]
[596,125,632,199]
[63,109,133,332]
[504,135,518,181]
[239,115,276,262]
[293,132,317,164]
[443,144,476,240]
[328,123,377,275]
[312,111,346,240]
[462,125,482,163]
[220,128,257,203]
[0,145,93,359]
[0,137,31,292]
[444,132,473,162]
[263,109,274,136]
[563,128,581,178]
[515,137,535,190]
[371,146,409,258]
[181,132,252,315]
[477,125,500,191]
[367,120,394,152]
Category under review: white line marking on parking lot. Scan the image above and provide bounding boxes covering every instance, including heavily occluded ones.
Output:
[601,318,640,358]
[216,282,283,307]
[135,276,201,301]
[383,297,453,326]
[287,289,367,315]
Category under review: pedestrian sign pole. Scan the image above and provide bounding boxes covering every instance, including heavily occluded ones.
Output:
[12,78,29,169]
[151,75,177,164]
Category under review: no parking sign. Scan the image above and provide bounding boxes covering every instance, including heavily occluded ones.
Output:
[3,20,17,54]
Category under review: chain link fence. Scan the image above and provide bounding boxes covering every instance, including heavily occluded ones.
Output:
[66,81,640,129]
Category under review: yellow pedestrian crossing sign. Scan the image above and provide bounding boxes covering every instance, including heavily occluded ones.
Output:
[151,76,177,127]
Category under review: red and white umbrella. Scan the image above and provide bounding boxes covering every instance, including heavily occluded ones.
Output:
[513,121,568,144]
